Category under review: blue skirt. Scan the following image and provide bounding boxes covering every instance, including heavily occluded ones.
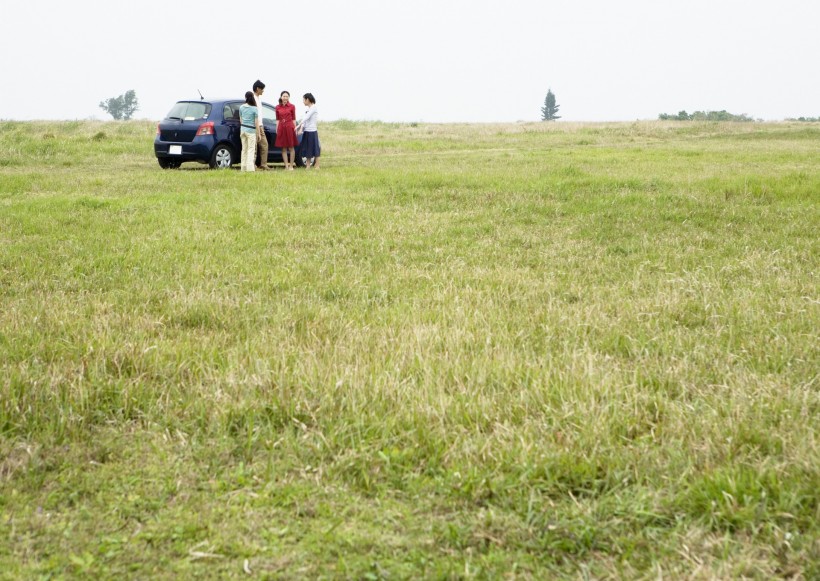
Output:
[301,131,321,158]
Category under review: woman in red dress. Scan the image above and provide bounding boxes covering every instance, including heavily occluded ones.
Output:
[275,91,298,170]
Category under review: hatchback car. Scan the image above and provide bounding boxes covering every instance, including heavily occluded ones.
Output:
[154,98,303,169]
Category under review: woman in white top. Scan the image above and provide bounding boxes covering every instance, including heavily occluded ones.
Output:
[295,93,320,169]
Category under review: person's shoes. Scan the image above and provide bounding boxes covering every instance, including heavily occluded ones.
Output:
[256,165,269,171]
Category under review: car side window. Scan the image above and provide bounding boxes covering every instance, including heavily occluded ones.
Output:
[223,103,241,122]
[262,104,277,128]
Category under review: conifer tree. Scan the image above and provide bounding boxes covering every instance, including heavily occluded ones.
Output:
[541,89,561,121]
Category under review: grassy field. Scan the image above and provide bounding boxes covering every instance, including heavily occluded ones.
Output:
[0,119,818,579]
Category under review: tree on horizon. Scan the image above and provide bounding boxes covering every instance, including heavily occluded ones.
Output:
[99,90,139,120]
[541,89,561,121]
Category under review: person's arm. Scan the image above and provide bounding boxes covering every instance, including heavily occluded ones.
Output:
[299,107,316,131]
[253,94,263,133]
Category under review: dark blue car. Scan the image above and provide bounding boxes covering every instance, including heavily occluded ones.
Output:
[154,98,303,169]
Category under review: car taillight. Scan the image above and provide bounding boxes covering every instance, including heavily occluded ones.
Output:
[156,123,160,136]
[196,121,215,136]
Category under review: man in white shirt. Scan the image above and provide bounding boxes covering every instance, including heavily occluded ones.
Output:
[252,80,269,170]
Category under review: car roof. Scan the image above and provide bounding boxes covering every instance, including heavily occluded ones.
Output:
[177,98,275,106]
[174,98,236,105]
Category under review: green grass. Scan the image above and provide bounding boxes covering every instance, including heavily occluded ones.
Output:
[1,119,818,579]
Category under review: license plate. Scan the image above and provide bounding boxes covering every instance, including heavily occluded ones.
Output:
[169,145,182,155]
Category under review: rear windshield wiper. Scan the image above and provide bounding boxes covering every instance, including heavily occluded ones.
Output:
[168,116,183,121]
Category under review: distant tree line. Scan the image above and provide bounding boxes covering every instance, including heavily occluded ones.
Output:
[658,110,755,122]
[786,116,820,122]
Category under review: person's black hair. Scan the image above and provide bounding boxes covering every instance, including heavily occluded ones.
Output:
[303,93,316,104]
[245,91,256,106]
[279,90,290,106]
[253,80,265,92]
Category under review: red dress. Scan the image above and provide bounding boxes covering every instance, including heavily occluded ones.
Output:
[274,103,298,147]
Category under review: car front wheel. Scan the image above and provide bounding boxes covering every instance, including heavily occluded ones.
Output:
[294,144,306,168]
[209,144,234,169]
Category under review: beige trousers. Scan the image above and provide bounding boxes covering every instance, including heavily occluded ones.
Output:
[256,129,269,168]
[240,132,257,172]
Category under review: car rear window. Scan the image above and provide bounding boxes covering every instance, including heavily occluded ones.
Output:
[166,102,212,121]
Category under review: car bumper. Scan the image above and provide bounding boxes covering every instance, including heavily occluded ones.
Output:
[154,137,214,162]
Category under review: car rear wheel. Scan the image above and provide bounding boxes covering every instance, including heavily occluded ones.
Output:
[157,157,181,169]
[209,144,234,169]
[294,145,306,168]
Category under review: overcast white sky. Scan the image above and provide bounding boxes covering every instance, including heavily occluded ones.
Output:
[1,0,818,122]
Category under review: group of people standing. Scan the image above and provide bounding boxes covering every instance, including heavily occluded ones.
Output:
[239,80,321,172]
